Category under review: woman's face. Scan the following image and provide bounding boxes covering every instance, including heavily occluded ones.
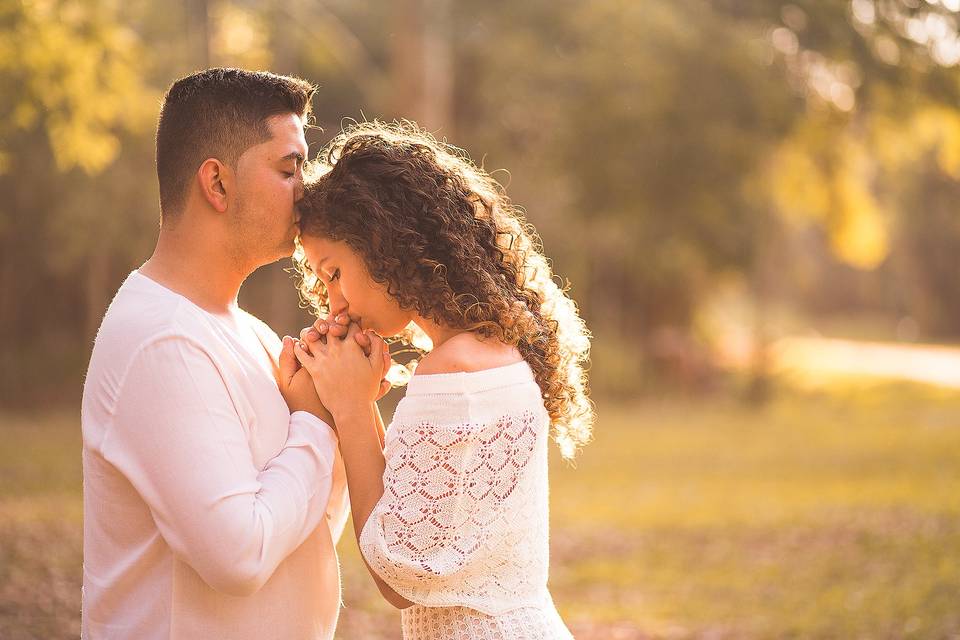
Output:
[299,235,413,337]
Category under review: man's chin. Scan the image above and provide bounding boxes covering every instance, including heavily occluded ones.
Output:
[255,242,296,268]
[276,236,297,259]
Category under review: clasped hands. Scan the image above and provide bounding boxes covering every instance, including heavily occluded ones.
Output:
[278,313,391,429]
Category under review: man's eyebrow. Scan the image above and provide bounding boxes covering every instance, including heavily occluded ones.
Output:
[281,151,305,164]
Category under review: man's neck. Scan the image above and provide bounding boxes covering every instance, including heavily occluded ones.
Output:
[140,225,248,315]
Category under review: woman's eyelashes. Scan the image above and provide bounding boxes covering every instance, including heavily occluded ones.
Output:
[316,267,340,284]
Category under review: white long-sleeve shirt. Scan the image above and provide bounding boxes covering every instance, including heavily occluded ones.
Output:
[81,270,349,639]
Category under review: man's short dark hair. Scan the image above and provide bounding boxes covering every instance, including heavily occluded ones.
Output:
[156,68,316,218]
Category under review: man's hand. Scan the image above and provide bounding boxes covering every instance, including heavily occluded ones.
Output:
[278,335,336,427]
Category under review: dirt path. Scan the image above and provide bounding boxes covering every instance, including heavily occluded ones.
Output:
[769,336,960,388]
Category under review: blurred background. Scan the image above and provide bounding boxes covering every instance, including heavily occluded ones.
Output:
[2,0,960,637]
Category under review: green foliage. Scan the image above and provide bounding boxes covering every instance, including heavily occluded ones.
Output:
[4,0,960,402]
[0,0,156,175]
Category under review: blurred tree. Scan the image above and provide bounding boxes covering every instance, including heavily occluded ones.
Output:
[736,0,960,337]
[447,0,799,390]
[0,0,159,403]
[390,0,454,134]
[186,0,211,67]
[446,0,960,388]
[6,0,960,407]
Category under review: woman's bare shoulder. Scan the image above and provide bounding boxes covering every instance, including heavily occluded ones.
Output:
[414,332,523,375]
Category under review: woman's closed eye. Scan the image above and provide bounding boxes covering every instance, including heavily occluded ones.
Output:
[327,268,341,282]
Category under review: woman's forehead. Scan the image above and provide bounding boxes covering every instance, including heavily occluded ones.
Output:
[301,235,339,267]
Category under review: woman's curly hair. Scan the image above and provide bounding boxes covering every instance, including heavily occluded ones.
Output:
[295,121,593,458]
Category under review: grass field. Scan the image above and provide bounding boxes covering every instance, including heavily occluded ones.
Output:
[2,379,959,639]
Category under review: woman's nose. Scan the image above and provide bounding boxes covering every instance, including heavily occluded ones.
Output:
[327,290,348,318]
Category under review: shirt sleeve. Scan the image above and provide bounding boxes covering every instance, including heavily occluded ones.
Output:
[101,334,339,597]
[358,395,542,608]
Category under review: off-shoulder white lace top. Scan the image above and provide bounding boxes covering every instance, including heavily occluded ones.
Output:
[359,361,574,639]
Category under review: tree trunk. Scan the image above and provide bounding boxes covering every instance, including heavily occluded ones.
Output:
[186,0,211,69]
[391,0,454,134]
[421,0,454,136]
[747,212,775,405]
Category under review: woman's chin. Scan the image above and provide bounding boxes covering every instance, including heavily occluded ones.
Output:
[378,322,409,339]
[358,314,410,339]
[358,318,388,337]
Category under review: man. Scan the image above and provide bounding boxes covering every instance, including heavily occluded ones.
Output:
[80,68,349,639]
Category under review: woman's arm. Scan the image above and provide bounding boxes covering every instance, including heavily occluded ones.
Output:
[334,404,412,608]
[293,324,411,608]
[373,401,386,449]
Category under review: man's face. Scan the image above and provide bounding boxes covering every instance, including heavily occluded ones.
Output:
[231,113,308,266]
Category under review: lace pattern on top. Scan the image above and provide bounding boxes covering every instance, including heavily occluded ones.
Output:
[359,365,572,637]
[401,603,573,640]
[360,405,547,612]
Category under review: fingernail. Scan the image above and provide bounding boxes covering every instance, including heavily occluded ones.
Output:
[307,329,320,340]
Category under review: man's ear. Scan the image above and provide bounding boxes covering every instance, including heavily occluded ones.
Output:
[197,158,229,213]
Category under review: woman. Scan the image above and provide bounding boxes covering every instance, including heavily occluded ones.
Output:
[290,122,592,639]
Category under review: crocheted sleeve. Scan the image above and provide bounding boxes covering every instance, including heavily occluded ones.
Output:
[358,392,546,613]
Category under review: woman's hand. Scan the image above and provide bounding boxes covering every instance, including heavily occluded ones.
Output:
[299,312,349,346]
[293,322,388,421]
[298,313,392,400]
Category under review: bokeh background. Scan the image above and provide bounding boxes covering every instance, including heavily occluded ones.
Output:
[3,0,960,638]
